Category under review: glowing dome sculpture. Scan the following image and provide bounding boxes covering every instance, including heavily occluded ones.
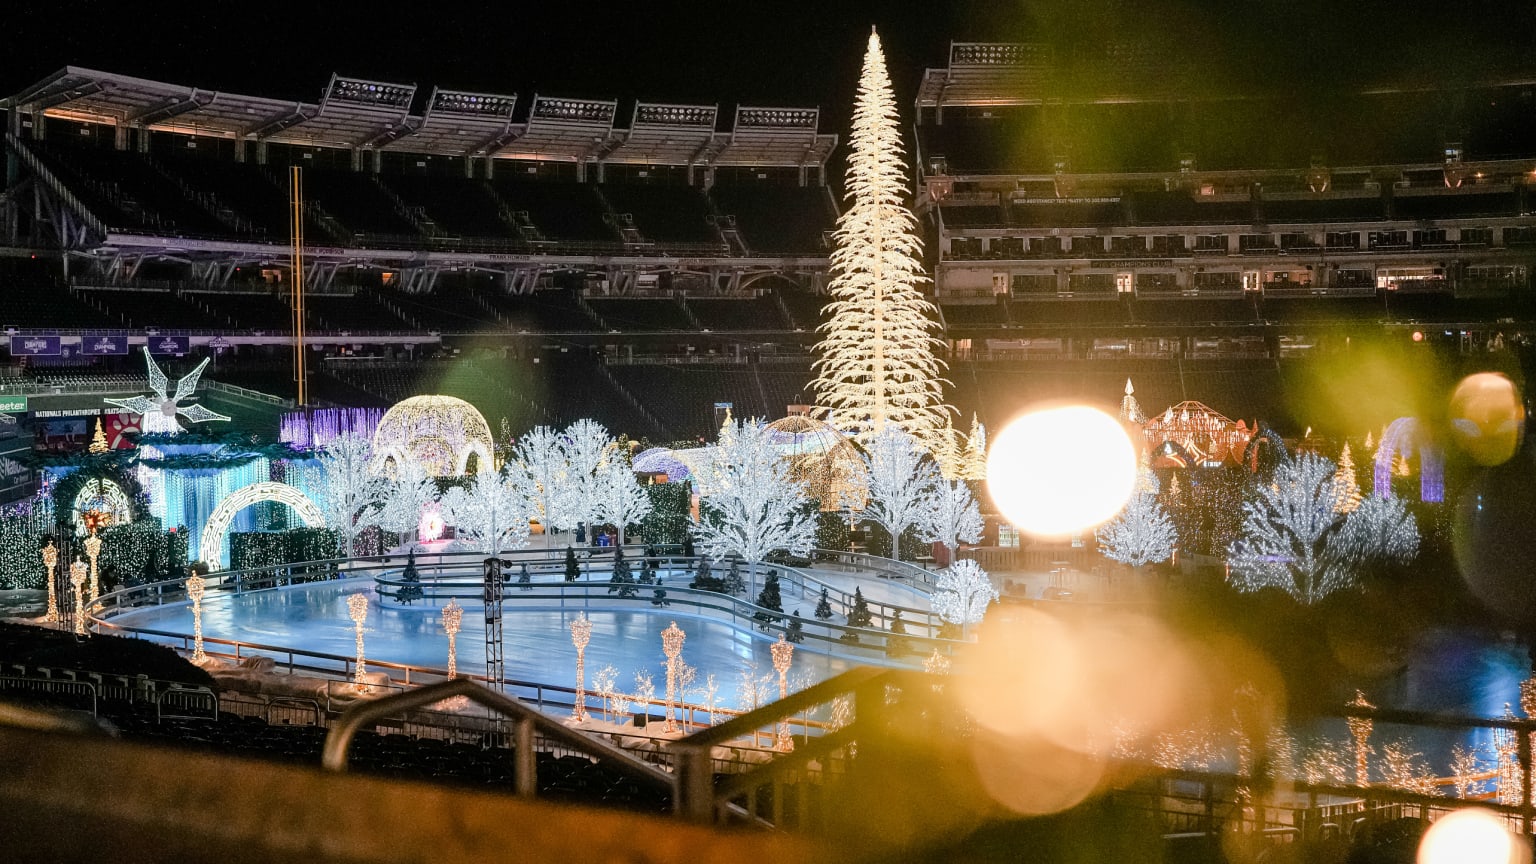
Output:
[370,395,494,478]
[1141,401,1253,467]
[632,447,692,482]
[763,415,865,510]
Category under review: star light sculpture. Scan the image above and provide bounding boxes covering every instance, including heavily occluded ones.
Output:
[105,347,230,434]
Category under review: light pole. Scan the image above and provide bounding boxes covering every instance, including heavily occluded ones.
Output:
[441,600,463,680]
[347,593,369,685]
[84,529,102,602]
[770,633,794,752]
[570,612,592,723]
[1346,690,1374,787]
[186,573,206,663]
[661,620,685,732]
[40,542,58,625]
[69,558,88,635]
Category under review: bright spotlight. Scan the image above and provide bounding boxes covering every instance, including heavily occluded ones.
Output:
[1418,808,1529,864]
[986,405,1138,537]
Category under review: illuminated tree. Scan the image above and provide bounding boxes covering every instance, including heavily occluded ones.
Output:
[919,478,982,563]
[442,465,535,555]
[1097,493,1178,568]
[960,415,988,481]
[860,425,941,560]
[511,426,570,533]
[1227,453,1418,604]
[315,432,387,557]
[812,29,949,443]
[377,459,439,540]
[932,559,999,636]
[694,419,816,596]
[1334,443,1362,514]
[930,414,964,481]
[591,457,651,547]
[560,419,617,530]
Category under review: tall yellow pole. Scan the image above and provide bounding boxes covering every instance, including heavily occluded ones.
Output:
[289,166,307,406]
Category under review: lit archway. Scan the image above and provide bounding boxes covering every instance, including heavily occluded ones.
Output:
[71,477,134,536]
[1374,417,1444,503]
[199,481,326,567]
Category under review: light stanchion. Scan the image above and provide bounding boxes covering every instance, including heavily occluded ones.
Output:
[84,530,102,602]
[661,621,685,732]
[441,600,463,680]
[186,573,207,663]
[347,593,369,685]
[40,542,59,625]
[69,558,88,635]
[770,633,794,752]
[569,613,592,723]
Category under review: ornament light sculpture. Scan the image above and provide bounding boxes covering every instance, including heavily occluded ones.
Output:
[69,558,88,635]
[770,633,795,752]
[661,620,686,733]
[1346,690,1374,786]
[186,573,207,663]
[346,593,370,685]
[441,600,463,680]
[370,395,494,478]
[105,347,230,434]
[40,542,59,624]
[569,612,592,723]
[812,29,950,444]
[84,529,102,602]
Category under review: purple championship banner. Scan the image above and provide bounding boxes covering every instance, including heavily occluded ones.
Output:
[81,334,129,356]
[9,335,60,356]
[147,334,190,355]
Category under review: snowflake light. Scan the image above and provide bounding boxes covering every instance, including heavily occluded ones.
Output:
[105,347,230,434]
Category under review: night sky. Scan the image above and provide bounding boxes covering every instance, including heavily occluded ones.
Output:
[7,1,1536,139]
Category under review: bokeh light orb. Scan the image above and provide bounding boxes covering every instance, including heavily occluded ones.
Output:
[1418,808,1530,864]
[986,406,1137,536]
[1450,372,1525,466]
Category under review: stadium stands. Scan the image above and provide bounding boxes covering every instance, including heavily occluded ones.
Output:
[708,185,836,255]
[598,184,720,248]
[685,296,790,331]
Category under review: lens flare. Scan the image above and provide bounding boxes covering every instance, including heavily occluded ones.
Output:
[1418,809,1529,864]
[1450,372,1524,466]
[986,406,1137,536]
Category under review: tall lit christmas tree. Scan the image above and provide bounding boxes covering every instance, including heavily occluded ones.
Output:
[813,28,949,444]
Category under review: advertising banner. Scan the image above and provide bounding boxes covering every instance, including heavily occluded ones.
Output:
[147,334,190,355]
[81,334,129,356]
[9,335,60,356]
[0,395,25,413]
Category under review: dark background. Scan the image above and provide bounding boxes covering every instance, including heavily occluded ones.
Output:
[8,1,1536,142]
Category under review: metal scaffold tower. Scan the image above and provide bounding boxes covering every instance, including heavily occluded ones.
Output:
[482,557,505,691]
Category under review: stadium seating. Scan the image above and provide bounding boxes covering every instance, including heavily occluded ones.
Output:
[588,298,694,332]
[607,363,768,438]
[302,169,424,241]
[306,293,411,332]
[376,286,501,332]
[193,292,294,332]
[489,180,617,245]
[24,139,230,237]
[483,290,602,332]
[379,174,517,241]
[598,184,720,247]
[708,185,836,255]
[0,260,115,328]
[684,297,788,331]
[77,288,222,330]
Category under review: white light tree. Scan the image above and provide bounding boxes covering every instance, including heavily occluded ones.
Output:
[694,419,817,597]
[442,465,536,555]
[812,29,949,445]
[860,425,941,560]
[512,425,574,533]
[559,419,616,533]
[1097,493,1178,568]
[960,415,988,481]
[314,432,387,557]
[591,456,652,547]
[918,478,982,564]
[932,558,999,637]
[377,458,439,542]
[1227,452,1418,604]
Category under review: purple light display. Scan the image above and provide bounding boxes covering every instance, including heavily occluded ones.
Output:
[280,407,384,451]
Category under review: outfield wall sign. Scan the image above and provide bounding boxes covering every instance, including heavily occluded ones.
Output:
[147,335,190,355]
[0,395,25,413]
[82,335,129,355]
[9,335,60,356]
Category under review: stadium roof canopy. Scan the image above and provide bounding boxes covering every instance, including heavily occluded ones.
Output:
[3,67,836,169]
